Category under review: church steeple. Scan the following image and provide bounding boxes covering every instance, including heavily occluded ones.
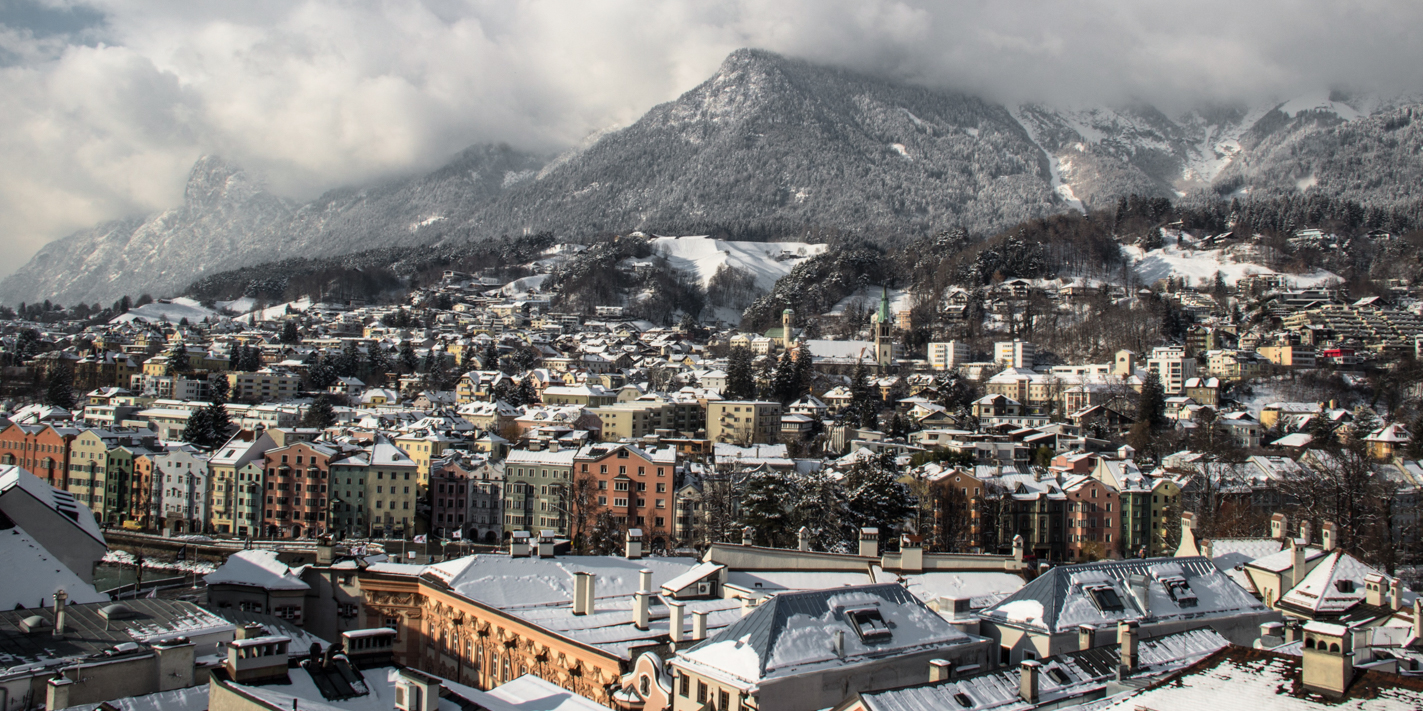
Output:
[873,287,894,372]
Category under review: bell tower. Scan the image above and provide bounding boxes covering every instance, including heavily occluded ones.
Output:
[873,287,894,372]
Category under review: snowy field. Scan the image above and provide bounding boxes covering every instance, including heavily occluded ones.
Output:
[110,297,225,325]
[1123,231,1339,288]
[649,235,827,292]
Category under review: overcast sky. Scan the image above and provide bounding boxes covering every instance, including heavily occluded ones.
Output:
[1,0,1420,284]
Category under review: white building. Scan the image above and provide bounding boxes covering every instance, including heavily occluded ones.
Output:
[994,340,1036,369]
[154,449,211,534]
[1147,345,1197,394]
[928,341,971,370]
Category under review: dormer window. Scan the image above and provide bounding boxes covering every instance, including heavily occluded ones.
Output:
[1046,667,1070,684]
[847,607,892,642]
[1335,580,1356,593]
[1086,585,1124,612]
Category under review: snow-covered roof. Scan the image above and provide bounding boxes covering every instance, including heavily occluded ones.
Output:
[0,527,108,610]
[1279,550,1402,616]
[980,557,1267,634]
[677,584,977,686]
[204,550,311,591]
[0,465,105,547]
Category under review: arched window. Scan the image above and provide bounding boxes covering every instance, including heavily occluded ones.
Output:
[1305,638,1316,649]
[1330,642,1340,653]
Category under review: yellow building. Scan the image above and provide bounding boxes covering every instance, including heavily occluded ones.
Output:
[394,432,456,485]
[706,401,781,445]
[1150,477,1183,555]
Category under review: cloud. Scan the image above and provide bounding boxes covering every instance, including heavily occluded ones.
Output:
[1,0,1421,286]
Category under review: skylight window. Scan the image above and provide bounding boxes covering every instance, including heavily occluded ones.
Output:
[1047,667,1070,684]
[1158,575,1198,607]
[954,692,974,707]
[1086,585,1124,612]
[846,607,892,642]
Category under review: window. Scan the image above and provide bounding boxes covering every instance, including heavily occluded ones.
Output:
[680,674,690,697]
[1087,585,1125,612]
[719,690,729,710]
[697,682,707,704]
[847,607,892,642]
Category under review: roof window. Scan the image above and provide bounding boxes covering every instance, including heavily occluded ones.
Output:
[1047,667,1070,684]
[846,607,892,642]
[1086,585,1124,612]
[954,692,974,707]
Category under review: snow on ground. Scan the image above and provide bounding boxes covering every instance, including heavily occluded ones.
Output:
[1277,92,1364,121]
[501,274,552,295]
[1123,231,1340,288]
[226,296,315,322]
[103,548,217,576]
[824,286,913,317]
[649,235,827,292]
[110,297,225,325]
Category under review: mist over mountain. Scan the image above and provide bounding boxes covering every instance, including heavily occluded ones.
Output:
[5,49,1423,307]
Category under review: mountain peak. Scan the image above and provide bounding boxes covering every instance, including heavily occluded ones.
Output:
[183,156,264,211]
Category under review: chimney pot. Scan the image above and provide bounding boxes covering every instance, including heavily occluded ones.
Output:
[633,591,651,631]
[832,629,845,657]
[1390,577,1404,611]
[859,527,880,558]
[798,526,811,552]
[573,572,591,615]
[741,526,755,546]
[53,589,68,638]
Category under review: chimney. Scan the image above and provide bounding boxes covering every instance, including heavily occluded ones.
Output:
[1118,621,1139,674]
[1201,539,1213,559]
[1390,577,1404,611]
[1012,534,1025,564]
[1300,520,1313,545]
[929,659,954,683]
[537,530,556,558]
[1078,624,1095,652]
[1365,574,1386,607]
[859,528,879,558]
[899,535,924,573]
[1259,622,1285,649]
[583,573,597,615]
[236,623,264,641]
[1413,598,1422,641]
[741,526,755,546]
[1181,510,1196,533]
[573,572,591,615]
[1019,660,1040,704]
[692,610,708,641]
[1271,512,1288,541]
[625,529,643,560]
[1301,622,1355,699]
[634,591,652,630]
[1292,539,1308,589]
[740,597,758,617]
[395,667,442,711]
[509,531,531,557]
[1322,522,1336,552]
[1128,574,1151,618]
[1284,621,1301,643]
[798,526,811,552]
[831,629,845,657]
[53,589,68,638]
[668,601,686,643]
[46,677,73,711]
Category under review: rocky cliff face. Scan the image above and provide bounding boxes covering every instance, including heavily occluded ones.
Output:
[5,50,1421,306]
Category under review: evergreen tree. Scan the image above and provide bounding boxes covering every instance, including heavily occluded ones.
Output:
[203,375,233,446]
[367,344,391,380]
[790,468,850,552]
[792,343,814,401]
[1349,406,1381,442]
[335,340,360,378]
[44,364,76,410]
[724,347,756,400]
[1137,372,1166,430]
[516,378,538,406]
[847,359,878,429]
[737,470,795,547]
[481,342,499,370]
[307,355,339,390]
[843,458,914,541]
[166,343,189,375]
[302,395,337,429]
[399,341,419,373]
[280,319,300,344]
[181,406,214,448]
[771,350,797,404]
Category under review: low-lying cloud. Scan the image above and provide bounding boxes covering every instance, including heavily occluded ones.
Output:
[1,0,1420,287]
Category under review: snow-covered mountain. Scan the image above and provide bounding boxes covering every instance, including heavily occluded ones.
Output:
[5,49,1423,307]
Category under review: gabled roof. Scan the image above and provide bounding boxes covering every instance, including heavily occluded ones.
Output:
[1278,550,1397,616]
[677,584,974,685]
[204,550,311,591]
